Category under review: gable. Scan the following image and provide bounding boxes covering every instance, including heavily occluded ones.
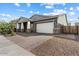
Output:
[17,17,29,23]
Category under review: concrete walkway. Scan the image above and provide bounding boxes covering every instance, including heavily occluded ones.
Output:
[0,35,35,56]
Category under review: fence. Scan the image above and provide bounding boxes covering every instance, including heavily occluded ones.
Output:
[61,26,79,34]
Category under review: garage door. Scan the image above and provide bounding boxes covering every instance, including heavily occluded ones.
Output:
[36,22,54,33]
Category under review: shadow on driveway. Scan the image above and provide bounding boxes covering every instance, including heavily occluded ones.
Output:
[16,32,52,37]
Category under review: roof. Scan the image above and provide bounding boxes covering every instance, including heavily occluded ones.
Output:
[17,17,29,23]
[30,14,66,22]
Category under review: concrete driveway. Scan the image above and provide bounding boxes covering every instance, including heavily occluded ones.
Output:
[6,33,52,51]
[0,35,35,56]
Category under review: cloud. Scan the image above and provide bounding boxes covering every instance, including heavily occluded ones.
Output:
[50,9,67,15]
[62,3,66,6]
[26,3,31,7]
[0,13,12,18]
[70,7,74,11]
[14,3,20,7]
[29,11,34,14]
[77,7,79,10]
[40,3,66,9]
[16,9,25,12]
[40,3,54,9]
[43,9,66,15]
[69,11,75,16]
[36,11,40,14]
[45,6,52,9]
[40,3,54,6]
[64,7,67,10]
[43,13,49,15]
[29,10,40,14]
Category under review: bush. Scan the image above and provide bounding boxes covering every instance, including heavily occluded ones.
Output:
[0,22,16,36]
[11,31,16,36]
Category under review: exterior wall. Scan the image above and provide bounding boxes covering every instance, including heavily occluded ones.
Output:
[16,23,19,32]
[57,14,68,26]
[21,23,24,32]
[16,23,19,29]
[33,23,36,32]
[30,23,33,32]
[27,21,31,32]
[53,14,68,34]
[27,21,31,29]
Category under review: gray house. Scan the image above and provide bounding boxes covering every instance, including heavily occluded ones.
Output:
[16,14,68,34]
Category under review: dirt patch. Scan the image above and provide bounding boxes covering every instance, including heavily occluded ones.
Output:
[31,37,79,56]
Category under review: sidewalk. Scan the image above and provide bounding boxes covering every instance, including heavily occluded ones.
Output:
[0,35,35,56]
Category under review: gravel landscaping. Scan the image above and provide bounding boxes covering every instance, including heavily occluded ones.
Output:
[31,36,79,56]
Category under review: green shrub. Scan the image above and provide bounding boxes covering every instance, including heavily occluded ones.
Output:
[0,22,16,36]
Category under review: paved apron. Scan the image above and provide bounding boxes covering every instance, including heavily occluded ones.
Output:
[0,35,35,56]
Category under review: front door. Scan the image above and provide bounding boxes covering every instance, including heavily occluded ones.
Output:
[23,22,27,32]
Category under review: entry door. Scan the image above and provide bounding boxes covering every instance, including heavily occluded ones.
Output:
[36,22,54,33]
[23,22,27,32]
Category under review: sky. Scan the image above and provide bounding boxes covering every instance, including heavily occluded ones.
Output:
[0,3,79,24]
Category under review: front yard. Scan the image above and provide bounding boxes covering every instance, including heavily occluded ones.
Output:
[31,36,79,56]
[6,33,79,56]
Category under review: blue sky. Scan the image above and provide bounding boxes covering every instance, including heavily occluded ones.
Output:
[0,3,79,23]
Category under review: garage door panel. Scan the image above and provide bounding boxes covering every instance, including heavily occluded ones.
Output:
[36,22,54,33]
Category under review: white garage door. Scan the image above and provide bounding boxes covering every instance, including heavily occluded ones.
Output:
[36,22,54,33]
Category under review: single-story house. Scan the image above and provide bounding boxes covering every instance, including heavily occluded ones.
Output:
[16,14,68,34]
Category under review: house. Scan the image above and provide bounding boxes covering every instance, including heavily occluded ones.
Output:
[16,17,30,32]
[16,14,68,34]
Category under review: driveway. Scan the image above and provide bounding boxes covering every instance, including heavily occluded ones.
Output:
[0,35,35,56]
[6,32,52,51]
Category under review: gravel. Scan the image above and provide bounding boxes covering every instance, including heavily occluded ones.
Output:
[31,36,79,56]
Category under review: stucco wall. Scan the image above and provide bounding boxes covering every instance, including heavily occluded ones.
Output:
[57,14,68,26]
[16,23,19,29]
[21,23,24,29]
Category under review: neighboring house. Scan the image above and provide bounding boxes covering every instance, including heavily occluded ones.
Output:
[16,14,68,34]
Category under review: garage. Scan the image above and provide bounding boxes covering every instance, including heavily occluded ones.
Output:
[36,22,54,34]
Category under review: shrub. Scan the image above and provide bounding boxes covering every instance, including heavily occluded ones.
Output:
[0,22,16,36]
[11,31,16,36]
